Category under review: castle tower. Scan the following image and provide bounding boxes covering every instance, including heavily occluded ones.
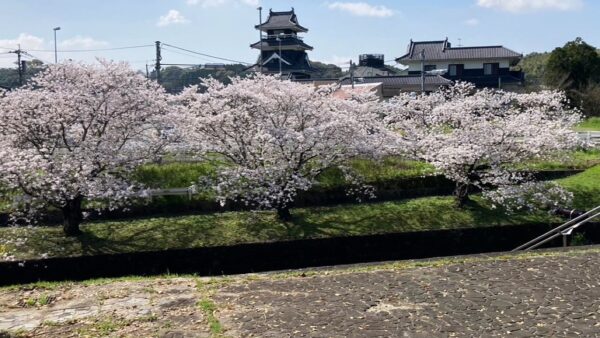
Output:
[251,8,315,79]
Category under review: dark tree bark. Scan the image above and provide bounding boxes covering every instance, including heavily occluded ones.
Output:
[276,206,292,221]
[62,195,84,236]
[454,182,471,208]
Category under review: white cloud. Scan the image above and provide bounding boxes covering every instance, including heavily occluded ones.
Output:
[321,55,353,70]
[157,9,189,27]
[59,36,108,49]
[463,18,480,26]
[327,2,394,17]
[0,33,45,51]
[0,33,46,67]
[239,0,259,6]
[476,0,583,12]
[186,0,258,7]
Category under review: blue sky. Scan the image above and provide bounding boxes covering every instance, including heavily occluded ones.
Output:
[0,0,598,69]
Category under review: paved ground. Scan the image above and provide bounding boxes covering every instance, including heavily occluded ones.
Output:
[215,249,600,337]
[1,247,600,337]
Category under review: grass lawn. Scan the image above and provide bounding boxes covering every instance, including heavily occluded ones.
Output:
[576,117,600,131]
[0,196,556,262]
[135,153,597,190]
[518,149,600,171]
[135,156,436,190]
[1,159,596,263]
[557,165,600,210]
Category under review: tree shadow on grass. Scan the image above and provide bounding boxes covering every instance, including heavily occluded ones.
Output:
[11,196,552,260]
[75,214,243,256]
[279,197,550,241]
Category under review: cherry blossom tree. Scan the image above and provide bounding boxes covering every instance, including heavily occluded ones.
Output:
[0,60,174,236]
[177,75,390,220]
[384,82,582,208]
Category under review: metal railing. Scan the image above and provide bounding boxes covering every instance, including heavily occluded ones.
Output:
[513,205,600,251]
[265,34,302,40]
[11,184,201,205]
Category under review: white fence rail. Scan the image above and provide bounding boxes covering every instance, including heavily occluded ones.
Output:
[578,131,600,146]
[147,185,198,200]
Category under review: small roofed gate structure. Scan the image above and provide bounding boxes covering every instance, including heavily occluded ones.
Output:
[250,8,316,80]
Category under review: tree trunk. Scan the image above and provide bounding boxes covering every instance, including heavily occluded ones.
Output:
[276,206,292,221]
[62,195,84,236]
[454,182,471,208]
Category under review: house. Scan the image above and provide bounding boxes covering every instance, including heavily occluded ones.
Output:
[395,38,524,89]
[352,54,400,77]
[249,8,316,79]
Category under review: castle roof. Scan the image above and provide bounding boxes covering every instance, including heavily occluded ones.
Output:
[255,9,308,32]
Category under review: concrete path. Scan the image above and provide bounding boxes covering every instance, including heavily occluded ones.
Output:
[1,247,599,337]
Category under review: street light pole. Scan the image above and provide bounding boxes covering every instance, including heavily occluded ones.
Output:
[53,27,61,63]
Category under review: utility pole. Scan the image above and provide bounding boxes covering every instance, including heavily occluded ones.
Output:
[10,45,23,86]
[155,41,162,84]
[257,6,263,74]
[145,63,149,79]
[350,60,355,89]
[420,49,425,93]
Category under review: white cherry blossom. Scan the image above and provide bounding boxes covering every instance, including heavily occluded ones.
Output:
[177,75,391,220]
[384,82,582,209]
[0,60,175,235]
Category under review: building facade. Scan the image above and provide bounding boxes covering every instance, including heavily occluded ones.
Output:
[250,9,316,79]
[395,38,524,88]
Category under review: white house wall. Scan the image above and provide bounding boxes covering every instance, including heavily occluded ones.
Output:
[402,59,511,72]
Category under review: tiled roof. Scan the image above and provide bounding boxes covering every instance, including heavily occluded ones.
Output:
[256,9,308,32]
[294,75,453,95]
[250,37,313,51]
[396,39,522,62]
[247,50,316,74]
[340,75,452,87]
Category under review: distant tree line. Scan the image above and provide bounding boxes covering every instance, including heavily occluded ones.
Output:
[0,60,346,93]
[0,60,45,89]
[146,61,347,93]
[520,37,600,116]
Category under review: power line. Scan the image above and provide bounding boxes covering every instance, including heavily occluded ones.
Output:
[162,46,214,63]
[27,44,154,53]
[22,52,52,65]
[162,43,251,65]
[161,63,204,67]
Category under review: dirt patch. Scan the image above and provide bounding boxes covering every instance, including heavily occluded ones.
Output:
[0,278,209,337]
